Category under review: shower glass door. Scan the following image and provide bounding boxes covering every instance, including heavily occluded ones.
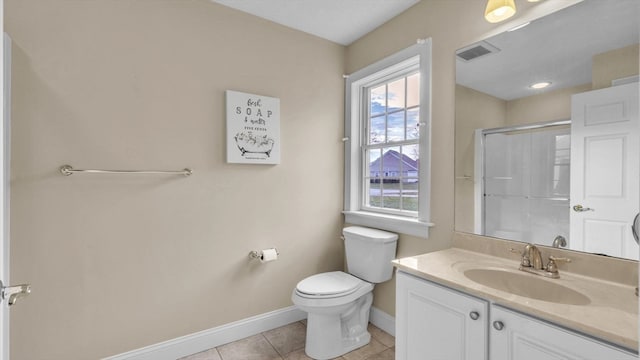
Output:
[481,126,570,246]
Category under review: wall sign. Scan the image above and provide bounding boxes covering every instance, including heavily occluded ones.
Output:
[226,90,280,164]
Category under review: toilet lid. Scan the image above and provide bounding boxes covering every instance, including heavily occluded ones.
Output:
[296,271,363,296]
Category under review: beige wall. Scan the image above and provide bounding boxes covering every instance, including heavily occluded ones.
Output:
[593,43,640,90]
[454,85,506,233]
[6,1,345,359]
[505,83,592,126]
[345,0,542,317]
[4,0,584,358]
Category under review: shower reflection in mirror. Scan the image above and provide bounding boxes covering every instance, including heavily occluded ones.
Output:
[473,121,570,247]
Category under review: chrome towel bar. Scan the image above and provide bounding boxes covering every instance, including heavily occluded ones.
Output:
[60,165,193,177]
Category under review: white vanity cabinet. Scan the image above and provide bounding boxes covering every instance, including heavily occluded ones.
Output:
[396,271,637,360]
[396,271,489,360]
[490,306,637,360]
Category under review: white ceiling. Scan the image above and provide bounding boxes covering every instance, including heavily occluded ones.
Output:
[212,0,420,46]
[456,0,640,100]
[211,0,639,99]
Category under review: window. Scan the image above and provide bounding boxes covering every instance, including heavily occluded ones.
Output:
[366,72,420,214]
[343,40,433,238]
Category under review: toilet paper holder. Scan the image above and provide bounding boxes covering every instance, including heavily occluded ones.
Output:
[248,248,279,261]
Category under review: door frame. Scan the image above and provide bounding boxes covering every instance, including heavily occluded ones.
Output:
[1,1,9,358]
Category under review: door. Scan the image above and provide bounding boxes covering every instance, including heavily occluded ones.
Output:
[396,271,488,360]
[570,82,640,259]
[490,305,637,360]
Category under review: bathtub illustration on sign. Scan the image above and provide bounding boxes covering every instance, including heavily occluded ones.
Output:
[234,131,275,157]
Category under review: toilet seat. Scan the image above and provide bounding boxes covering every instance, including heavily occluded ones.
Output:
[296,271,366,299]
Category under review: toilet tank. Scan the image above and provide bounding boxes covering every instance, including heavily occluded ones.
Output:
[343,226,398,283]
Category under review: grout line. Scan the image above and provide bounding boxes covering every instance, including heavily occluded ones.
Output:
[261,333,285,359]
[213,347,223,360]
[260,331,285,358]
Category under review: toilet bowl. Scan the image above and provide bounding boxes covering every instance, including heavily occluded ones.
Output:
[292,227,398,360]
[292,271,374,359]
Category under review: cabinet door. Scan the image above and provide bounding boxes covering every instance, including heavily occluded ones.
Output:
[490,305,637,360]
[396,271,488,360]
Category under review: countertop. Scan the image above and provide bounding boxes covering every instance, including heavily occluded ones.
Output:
[393,247,639,351]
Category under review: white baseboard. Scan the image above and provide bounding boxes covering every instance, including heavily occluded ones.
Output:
[103,306,306,360]
[103,305,395,360]
[369,306,396,337]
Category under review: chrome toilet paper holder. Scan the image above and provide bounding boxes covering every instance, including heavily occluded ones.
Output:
[249,248,279,261]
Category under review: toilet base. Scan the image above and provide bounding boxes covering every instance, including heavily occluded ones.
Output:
[304,292,373,360]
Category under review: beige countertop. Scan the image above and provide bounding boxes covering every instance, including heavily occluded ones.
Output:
[393,247,639,351]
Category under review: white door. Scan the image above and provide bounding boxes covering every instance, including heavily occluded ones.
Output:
[395,271,488,360]
[570,82,640,259]
[490,306,637,360]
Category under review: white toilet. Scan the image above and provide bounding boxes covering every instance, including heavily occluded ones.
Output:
[291,226,398,359]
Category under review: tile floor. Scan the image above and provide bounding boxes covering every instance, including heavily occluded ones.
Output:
[179,321,395,360]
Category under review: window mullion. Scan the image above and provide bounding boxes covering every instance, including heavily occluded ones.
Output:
[365,139,419,149]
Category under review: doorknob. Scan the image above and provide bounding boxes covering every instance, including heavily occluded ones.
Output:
[0,280,30,306]
[573,205,594,212]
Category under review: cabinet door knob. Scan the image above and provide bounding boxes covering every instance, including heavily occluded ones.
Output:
[493,321,505,331]
[469,311,480,320]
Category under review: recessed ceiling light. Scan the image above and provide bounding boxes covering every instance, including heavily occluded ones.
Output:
[530,81,552,89]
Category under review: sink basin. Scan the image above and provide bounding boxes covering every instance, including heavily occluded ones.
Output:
[463,268,591,305]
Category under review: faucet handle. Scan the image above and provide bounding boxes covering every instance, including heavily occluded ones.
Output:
[546,256,571,275]
[510,246,531,267]
[549,255,571,263]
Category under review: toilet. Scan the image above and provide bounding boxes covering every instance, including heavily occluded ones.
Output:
[291,226,398,359]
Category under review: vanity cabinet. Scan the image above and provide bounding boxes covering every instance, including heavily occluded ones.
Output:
[396,271,637,360]
[396,271,489,360]
[490,306,637,360]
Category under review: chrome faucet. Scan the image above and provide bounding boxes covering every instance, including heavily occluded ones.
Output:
[512,243,571,279]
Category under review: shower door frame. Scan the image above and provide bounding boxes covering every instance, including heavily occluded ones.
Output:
[474,119,571,239]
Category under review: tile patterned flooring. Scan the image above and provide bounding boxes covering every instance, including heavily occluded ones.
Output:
[179,321,395,360]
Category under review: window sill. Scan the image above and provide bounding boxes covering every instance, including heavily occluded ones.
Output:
[342,211,434,238]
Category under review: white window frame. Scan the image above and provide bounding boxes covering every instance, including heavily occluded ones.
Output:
[343,40,434,238]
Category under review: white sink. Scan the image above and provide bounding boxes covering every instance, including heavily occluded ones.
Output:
[463,267,591,305]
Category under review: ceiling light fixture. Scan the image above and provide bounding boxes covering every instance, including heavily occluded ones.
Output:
[484,0,517,23]
[530,81,551,89]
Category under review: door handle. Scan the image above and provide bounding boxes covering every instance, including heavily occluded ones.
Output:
[0,280,30,306]
[573,205,594,212]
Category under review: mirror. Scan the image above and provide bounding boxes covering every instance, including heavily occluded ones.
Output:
[455,0,640,260]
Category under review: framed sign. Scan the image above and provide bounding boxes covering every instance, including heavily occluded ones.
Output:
[226,90,281,164]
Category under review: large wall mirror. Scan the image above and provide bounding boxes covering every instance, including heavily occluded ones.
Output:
[455,0,640,260]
